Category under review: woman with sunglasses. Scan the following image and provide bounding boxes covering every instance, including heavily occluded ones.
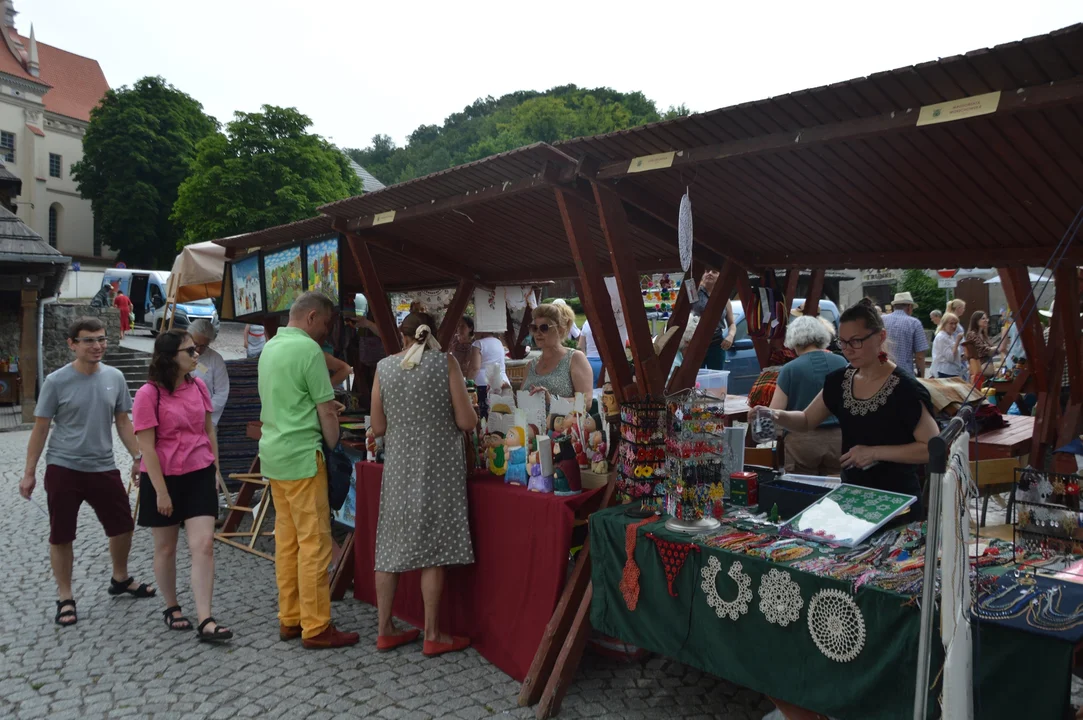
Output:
[524,303,594,406]
[751,298,939,515]
[132,329,232,643]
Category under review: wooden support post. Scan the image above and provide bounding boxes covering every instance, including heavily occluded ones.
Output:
[329,531,355,601]
[592,182,666,398]
[668,261,739,393]
[535,583,594,720]
[19,289,37,423]
[657,282,692,383]
[510,304,533,361]
[783,269,800,308]
[1054,264,1082,447]
[264,315,280,340]
[554,188,634,403]
[804,269,826,318]
[735,271,772,369]
[345,231,402,355]
[438,279,475,350]
[998,267,1048,389]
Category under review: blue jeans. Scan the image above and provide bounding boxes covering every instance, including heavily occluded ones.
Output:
[588,357,603,387]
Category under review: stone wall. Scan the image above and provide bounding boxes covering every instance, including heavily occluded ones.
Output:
[43,304,121,376]
[0,303,18,364]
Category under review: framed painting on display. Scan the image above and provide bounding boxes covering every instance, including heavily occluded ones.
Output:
[228,250,265,320]
[304,235,341,306]
[262,243,307,314]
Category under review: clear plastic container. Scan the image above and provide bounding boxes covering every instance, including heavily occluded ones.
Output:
[696,369,730,399]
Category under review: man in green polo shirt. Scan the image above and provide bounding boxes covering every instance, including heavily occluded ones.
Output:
[258,291,358,649]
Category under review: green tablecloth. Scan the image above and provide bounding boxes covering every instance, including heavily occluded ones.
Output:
[589,506,1073,720]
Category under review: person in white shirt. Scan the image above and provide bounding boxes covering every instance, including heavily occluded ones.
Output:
[930,313,965,378]
[551,299,581,342]
[189,320,230,426]
[464,333,509,418]
[579,319,629,387]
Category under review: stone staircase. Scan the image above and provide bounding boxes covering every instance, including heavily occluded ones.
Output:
[105,346,151,399]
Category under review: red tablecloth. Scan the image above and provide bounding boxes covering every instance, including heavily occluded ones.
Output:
[352,462,601,681]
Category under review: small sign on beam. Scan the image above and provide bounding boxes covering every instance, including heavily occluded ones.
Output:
[917,91,1001,127]
[372,210,396,226]
[626,151,676,174]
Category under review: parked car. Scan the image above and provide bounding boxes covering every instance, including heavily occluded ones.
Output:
[99,268,220,335]
[724,299,841,396]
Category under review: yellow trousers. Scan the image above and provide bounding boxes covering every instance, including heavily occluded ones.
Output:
[268,455,331,639]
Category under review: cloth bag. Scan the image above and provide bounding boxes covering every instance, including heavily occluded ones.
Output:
[322,442,353,512]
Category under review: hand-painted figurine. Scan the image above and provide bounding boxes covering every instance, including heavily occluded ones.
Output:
[589,430,608,473]
[505,427,528,486]
[487,431,507,476]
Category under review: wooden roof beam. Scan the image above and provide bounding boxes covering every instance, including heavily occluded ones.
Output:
[588,78,1083,181]
[331,219,480,282]
[751,245,1083,269]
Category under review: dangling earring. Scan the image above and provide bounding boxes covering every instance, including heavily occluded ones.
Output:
[878,351,888,365]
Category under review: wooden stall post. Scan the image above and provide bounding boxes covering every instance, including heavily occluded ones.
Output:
[509,304,533,361]
[656,277,693,382]
[1054,264,1082,446]
[803,269,826,318]
[998,266,1052,463]
[554,188,634,402]
[19,289,36,422]
[344,231,402,355]
[668,261,740,394]
[438,278,475,350]
[592,183,666,398]
[735,270,772,370]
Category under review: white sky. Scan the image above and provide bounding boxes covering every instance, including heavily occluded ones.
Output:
[19,0,1082,153]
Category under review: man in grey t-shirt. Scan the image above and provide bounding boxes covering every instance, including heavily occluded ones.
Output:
[20,316,156,626]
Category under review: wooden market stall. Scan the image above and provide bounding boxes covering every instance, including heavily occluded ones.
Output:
[212,23,1083,720]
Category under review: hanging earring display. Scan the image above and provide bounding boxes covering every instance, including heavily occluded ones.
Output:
[757,569,804,627]
[807,588,866,662]
[700,555,752,620]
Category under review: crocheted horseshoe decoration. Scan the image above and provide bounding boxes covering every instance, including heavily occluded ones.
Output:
[807,588,866,662]
[700,555,752,621]
[646,533,700,597]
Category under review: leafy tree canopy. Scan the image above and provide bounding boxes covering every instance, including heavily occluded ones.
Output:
[172,105,362,246]
[901,269,947,328]
[72,76,218,268]
[346,85,689,185]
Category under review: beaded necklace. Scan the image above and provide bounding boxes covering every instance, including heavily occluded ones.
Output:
[973,581,1038,621]
[1026,586,1083,631]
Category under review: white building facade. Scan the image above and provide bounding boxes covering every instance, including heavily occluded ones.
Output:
[0,1,110,266]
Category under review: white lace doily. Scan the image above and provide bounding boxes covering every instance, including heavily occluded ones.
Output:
[700,555,751,621]
[807,588,866,662]
[757,568,803,627]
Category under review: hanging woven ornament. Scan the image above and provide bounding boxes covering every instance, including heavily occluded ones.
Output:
[646,532,701,597]
[678,189,693,275]
[619,518,654,611]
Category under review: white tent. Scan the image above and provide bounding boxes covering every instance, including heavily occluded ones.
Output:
[166,241,227,303]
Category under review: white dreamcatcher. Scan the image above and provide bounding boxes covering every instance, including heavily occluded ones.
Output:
[807,588,866,662]
[757,569,803,627]
[700,555,752,621]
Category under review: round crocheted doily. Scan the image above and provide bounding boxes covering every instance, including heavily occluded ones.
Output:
[757,568,803,627]
[807,588,866,662]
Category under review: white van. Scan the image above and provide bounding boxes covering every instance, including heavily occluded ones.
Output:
[99,269,220,334]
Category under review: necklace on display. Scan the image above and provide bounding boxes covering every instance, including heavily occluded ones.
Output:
[1026,586,1083,632]
[973,581,1038,621]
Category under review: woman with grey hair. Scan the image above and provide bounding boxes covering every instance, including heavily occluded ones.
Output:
[768,315,847,475]
[188,320,230,427]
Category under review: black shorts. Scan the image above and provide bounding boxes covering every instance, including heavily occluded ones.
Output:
[137,464,218,527]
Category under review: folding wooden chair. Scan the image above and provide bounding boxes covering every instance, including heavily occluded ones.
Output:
[214,466,275,561]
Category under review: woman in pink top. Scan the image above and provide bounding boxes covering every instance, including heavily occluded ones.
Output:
[133,329,232,643]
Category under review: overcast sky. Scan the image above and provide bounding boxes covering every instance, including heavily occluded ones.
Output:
[19,0,1081,152]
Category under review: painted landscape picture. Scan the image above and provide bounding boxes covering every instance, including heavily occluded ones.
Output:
[230,253,263,316]
[306,237,340,305]
[263,245,305,312]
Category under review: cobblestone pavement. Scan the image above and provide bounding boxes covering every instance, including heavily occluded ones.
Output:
[1,428,775,720]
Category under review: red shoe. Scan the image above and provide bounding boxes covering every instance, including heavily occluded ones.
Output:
[279,624,302,641]
[376,628,420,651]
[422,635,471,657]
[302,624,360,649]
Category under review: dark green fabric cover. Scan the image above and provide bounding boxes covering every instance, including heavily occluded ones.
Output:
[589,506,1072,720]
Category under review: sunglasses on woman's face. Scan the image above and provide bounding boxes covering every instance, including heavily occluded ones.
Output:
[530,323,552,334]
[179,347,199,357]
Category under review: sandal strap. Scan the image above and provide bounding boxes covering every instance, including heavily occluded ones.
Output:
[111,576,133,589]
[163,605,182,616]
[197,617,218,633]
[56,599,76,610]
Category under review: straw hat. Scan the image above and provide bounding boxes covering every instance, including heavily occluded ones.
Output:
[891,291,918,308]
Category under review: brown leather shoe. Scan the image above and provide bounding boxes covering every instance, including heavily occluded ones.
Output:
[302,624,360,649]
[279,624,302,641]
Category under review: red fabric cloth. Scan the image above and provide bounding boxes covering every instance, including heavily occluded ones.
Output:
[352,463,600,681]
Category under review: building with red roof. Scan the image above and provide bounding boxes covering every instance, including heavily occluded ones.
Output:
[0,0,110,267]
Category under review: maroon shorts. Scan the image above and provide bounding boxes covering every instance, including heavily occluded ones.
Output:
[43,465,135,545]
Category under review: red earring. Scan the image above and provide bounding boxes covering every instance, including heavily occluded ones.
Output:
[878,351,888,364]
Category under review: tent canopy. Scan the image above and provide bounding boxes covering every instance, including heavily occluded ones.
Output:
[167,241,226,303]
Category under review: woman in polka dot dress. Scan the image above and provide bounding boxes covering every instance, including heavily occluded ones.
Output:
[368,312,479,656]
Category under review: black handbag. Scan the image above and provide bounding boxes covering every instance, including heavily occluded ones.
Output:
[323,442,353,512]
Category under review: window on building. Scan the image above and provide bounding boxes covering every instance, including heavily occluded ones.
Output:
[48,204,59,248]
[49,153,62,178]
[0,131,14,163]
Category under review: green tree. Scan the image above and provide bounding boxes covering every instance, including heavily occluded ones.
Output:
[901,269,945,328]
[172,106,362,246]
[71,76,218,268]
[345,85,679,185]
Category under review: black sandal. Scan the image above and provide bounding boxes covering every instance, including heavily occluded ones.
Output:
[109,576,156,598]
[54,599,77,627]
[162,605,192,631]
[195,617,233,643]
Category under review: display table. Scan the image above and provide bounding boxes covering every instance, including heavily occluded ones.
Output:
[352,463,602,681]
[589,506,1074,720]
[970,415,1036,460]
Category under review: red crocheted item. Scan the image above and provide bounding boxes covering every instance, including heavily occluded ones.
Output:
[646,533,701,597]
[619,518,654,611]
